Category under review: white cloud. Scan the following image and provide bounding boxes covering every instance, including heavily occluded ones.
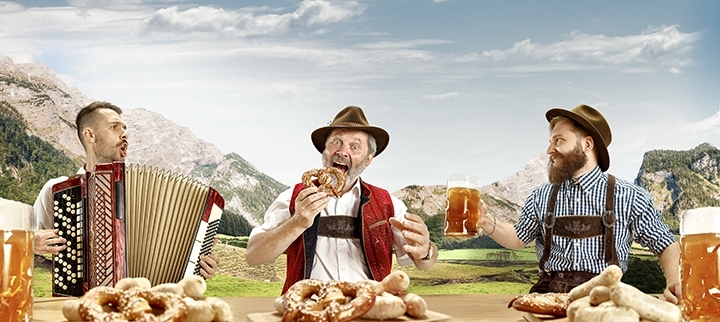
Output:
[423,92,459,100]
[692,110,720,135]
[0,1,24,13]
[354,39,450,50]
[481,25,698,71]
[138,0,366,37]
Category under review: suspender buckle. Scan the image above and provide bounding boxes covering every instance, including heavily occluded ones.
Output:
[543,212,556,229]
[602,210,616,228]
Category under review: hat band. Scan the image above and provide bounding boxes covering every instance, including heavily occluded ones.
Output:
[332,121,368,127]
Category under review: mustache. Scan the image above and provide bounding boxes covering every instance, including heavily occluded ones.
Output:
[331,155,351,166]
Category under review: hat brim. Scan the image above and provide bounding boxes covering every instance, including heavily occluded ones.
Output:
[311,125,389,157]
[546,108,610,172]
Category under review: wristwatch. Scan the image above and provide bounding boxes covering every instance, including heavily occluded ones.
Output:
[421,243,434,261]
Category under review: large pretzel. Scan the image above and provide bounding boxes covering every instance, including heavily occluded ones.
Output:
[120,288,187,322]
[282,279,376,322]
[78,286,127,322]
[302,167,346,197]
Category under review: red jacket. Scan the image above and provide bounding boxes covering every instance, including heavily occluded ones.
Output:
[281,181,395,294]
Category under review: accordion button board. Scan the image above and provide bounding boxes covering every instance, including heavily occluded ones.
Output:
[51,183,85,297]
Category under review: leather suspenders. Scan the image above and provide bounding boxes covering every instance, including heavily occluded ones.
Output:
[539,174,619,272]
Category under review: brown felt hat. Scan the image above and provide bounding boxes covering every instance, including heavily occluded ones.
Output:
[311,106,390,156]
[546,104,612,172]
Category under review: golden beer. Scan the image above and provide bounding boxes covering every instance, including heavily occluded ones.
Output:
[445,187,481,237]
[0,229,34,322]
[680,232,720,321]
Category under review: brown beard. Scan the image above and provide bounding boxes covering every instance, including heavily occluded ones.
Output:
[548,143,587,185]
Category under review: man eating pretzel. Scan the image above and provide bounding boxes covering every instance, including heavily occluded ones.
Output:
[245,105,438,294]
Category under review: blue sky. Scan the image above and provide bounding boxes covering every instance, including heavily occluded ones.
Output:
[1,0,719,192]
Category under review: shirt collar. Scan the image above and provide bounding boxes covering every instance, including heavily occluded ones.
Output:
[348,177,362,197]
[565,166,603,191]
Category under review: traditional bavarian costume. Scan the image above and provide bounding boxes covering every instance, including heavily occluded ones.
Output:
[515,167,676,293]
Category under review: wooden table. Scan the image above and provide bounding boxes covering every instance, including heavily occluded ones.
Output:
[34,294,549,321]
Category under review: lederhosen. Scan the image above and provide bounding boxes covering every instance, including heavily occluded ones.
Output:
[529,174,620,293]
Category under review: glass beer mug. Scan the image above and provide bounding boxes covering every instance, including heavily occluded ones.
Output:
[679,207,720,321]
[0,198,36,322]
[444,174,481,238]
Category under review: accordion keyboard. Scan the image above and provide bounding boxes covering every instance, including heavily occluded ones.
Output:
[52,186,85,297]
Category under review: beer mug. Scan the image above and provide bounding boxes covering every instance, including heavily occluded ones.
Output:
[0,198,36,321]
[444,174,481,238]
[679,207,720,321]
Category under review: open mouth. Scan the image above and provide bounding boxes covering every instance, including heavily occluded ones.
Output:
[332,162,349,173]
[120,143,128,157]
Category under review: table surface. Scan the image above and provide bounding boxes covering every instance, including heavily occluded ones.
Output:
[34,294,550,322]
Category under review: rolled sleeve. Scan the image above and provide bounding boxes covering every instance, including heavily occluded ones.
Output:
[515,188,544,244]
[630,189,676,255]
[249,188,293,237]
[390,195,414,266]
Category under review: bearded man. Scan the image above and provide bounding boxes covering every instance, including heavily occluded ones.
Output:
[476,104,681,303]
[245,106,438,295]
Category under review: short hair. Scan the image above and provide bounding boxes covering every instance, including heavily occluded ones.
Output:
[367,133,377,157]
[549,116,590,140]
[75,101,122,146]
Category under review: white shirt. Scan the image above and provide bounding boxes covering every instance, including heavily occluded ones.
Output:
[33,167,85,230]
[250,178,413,282]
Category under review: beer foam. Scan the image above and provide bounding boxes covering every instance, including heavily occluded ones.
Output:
[0,197,35,231]
[681,207,720,235]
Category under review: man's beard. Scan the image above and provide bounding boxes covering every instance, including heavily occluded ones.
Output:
[548,144,587,185]
[323,154,368,191]
[96,138,126,163]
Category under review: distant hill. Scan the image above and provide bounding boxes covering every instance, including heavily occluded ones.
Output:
[392,154,548,225]
[0,101,77,204]
[635,143,720,231]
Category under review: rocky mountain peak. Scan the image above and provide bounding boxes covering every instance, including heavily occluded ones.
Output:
[123,108,225,175]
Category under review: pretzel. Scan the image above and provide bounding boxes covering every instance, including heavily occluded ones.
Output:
[282,279,376,322]
[508,292,570,317]
[302,167,346,197]
[120,288,187,322]
[78,286,127,322]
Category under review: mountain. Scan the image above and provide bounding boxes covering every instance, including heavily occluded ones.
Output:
[635,143,720,231]
[392,153,549,224]
[0,56,283,230]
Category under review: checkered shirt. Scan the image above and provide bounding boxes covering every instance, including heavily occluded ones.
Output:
[515,166,676,273]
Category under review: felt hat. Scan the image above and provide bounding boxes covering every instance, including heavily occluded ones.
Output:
[546,104,612,172]
[311,106,390,156]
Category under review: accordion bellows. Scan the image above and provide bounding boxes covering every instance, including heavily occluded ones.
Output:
[52,162,224,297]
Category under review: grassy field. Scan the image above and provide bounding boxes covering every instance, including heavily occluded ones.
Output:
[34,236,668,297]
[35,241,668,297]
[33,246,536,297]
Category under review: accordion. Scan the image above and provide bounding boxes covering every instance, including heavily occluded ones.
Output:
[50,162,224,297]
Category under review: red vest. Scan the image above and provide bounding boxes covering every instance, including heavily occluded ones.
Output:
[281,181,395,294]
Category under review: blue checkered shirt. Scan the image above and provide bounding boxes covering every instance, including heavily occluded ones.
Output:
[514,166,676,273]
